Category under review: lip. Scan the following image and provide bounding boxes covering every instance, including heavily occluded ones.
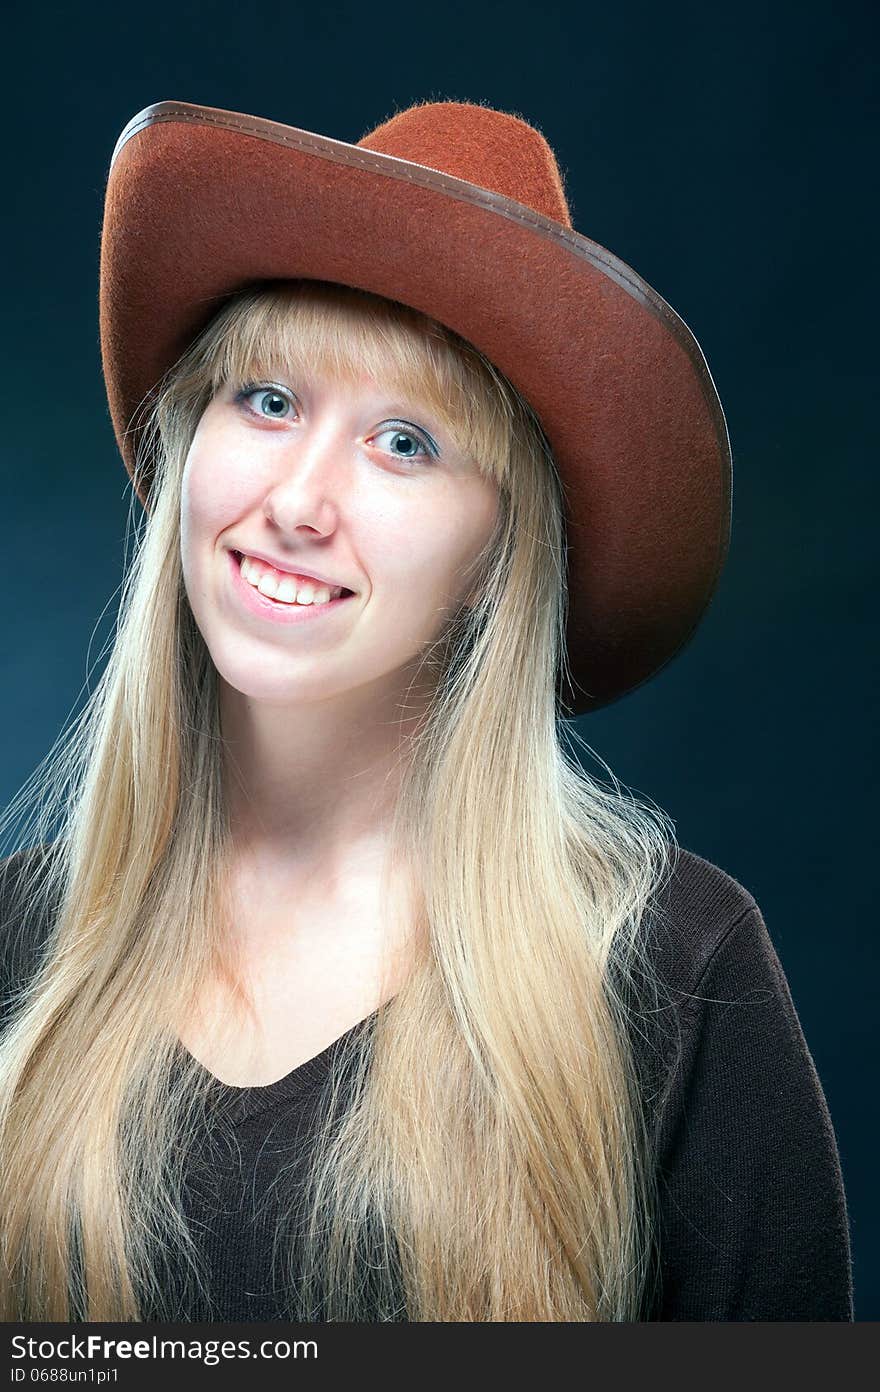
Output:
[228,548,356,625]
[232,547,352,591]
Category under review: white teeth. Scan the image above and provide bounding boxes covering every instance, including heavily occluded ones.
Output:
[257,572,280,599]
[239,554,339,605]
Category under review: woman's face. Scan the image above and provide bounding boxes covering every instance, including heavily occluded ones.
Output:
[180,364,500,706]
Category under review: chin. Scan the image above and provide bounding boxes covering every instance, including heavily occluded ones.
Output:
[212,652,344,707]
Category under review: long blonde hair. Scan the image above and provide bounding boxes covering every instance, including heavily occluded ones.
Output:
[0,278,679,1320]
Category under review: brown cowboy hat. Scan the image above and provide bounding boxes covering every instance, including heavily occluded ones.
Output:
[99,97,732,717]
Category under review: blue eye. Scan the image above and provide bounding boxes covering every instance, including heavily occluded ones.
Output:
[236,384,294,419]
[371,425,435,462]
[233,382,438,464]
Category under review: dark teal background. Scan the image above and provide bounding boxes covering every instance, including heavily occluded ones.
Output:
[1,0,875,1317]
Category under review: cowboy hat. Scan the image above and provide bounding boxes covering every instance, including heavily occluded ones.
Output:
[99,97,732,716]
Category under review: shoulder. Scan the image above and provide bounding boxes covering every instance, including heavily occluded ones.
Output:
[644,843,761,1003]
[640,849,854,1319]
[0,842,59,1019]
[627,843,772,1134]
[0,841,57,911]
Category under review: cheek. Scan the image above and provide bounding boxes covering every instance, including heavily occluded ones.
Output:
[381,491,498,604]
[181,438,251,538]
[431,485,499,580]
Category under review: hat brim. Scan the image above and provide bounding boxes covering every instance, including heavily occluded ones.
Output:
[100,100,732,716]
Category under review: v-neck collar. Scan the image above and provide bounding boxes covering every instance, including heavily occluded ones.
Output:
[183,1009,380,1126]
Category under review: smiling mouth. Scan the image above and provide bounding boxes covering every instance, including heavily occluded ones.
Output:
[231,551,356,610]
[232,551,354,595]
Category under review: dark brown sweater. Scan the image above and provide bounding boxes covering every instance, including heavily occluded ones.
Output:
[0,843,854,1321]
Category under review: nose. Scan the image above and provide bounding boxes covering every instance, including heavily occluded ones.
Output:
[261,415,350,535]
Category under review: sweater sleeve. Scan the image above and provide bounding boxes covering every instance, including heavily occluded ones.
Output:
[0,846,55,1026]
[653,904,854,1320]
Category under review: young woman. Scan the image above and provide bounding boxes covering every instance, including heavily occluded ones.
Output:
[0,99,853,1322]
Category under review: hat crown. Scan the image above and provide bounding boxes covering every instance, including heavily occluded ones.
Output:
[357,100,572,229]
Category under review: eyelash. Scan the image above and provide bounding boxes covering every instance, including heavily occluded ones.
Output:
[233,382,438,464]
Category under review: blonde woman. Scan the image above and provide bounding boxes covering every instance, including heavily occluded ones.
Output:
[0,99,853,1322]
